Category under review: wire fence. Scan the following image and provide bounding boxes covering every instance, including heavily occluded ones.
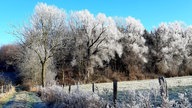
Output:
[0,84,13,94]
[0,74,13,96]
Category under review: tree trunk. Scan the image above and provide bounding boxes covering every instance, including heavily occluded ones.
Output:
[41,62,46,87]
[86,64,94,80]
[85,47,94,80]
[62,71,65,85]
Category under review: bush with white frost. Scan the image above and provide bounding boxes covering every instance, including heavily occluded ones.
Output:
[39,84,192,108]
[40,85,108,108]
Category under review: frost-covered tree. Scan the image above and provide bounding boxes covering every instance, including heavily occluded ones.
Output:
[18,47,41,85]
[15,3,67,87]
[183,26,192,74]
[124,17,148,62]
[18,46,56,86]
[151,22,188,76]
[116,17,148,79]
[69,10,122,80]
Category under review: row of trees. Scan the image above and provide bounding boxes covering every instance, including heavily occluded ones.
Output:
[5,3,192,86]
[146,22,192,76]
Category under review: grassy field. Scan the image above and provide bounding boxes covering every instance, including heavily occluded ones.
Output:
[1,76,192,108]
[64,76,192,92]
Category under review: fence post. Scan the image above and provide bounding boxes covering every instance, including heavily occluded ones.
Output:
[3,85,5,93]
[9,84,12,91]
[6,84,8,92]
[5,85,7,92]
[0,85,3,93]
[69,85,71,93]
[7,84,9,92]
[158,76,168,108]
[77,82,79,92]
[10,84,12,89]
[0,86,2,94]
[92,83,95,92]
[113,80,117,108]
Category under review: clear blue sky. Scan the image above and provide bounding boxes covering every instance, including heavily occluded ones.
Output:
[1,0,192,46]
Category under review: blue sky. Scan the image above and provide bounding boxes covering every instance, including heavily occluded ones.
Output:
[1,0,192,46]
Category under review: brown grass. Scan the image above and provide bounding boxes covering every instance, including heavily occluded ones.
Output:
[54,63,192,85]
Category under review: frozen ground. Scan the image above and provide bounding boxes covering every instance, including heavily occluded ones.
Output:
[1,76,192,108]
[65,76,192,92]
[2,91,46,108]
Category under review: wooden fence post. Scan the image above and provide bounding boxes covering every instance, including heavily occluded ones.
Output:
[92,83,95,92]
[9,84,11,91]
[7,84,9,92]
[7,84,8,92]
[113,80,117,108]
[0,86,2,94]
[5,85,7,92]
[77,82,79,91]
[69,85,71,93]
[3,85,5,93]
[158,76,168,108]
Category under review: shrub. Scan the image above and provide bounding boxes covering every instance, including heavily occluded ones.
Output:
[40,85,108,108]
[39,82,192,108]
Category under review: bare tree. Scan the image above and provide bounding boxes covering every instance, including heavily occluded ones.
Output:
[14,3,67,87]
